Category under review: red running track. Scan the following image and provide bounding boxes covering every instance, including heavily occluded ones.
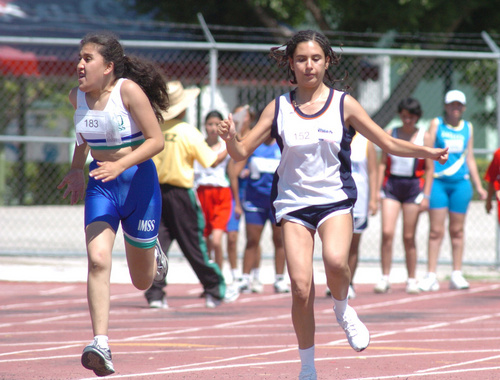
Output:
[1,280,500,379]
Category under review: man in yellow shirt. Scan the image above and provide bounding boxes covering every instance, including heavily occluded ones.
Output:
[145,81,239,308]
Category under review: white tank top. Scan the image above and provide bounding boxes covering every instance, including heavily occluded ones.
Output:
[387,127,426,177]
[74,78,145,150]
[350,133,369,218]
[271,88,357,223]
[194,141,230,188]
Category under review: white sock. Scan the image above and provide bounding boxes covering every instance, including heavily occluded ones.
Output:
[94,335,109,349]
[251,268,260,280]
[451,270,462,277]
[333,297,348,319]
[299,345,315,369]
[275,274,284,282]
[427,272,437,279]
[231,269,241,282]
[242,273,251,285]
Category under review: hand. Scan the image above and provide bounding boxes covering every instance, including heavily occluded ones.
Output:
[434,147,449,165]
[57,169,85,205]
[89,161,124,183]
[496,190,500,202]
[477,186,488,201]
[486,199,492,214]
[218,113,237,142]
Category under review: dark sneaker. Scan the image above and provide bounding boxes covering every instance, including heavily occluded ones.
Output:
[154,241,168,282]
[81,342,115,377]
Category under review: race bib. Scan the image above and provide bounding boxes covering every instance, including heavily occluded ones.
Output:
[74,109,122,146]
[286,121,319,147]
[444,138,464,154]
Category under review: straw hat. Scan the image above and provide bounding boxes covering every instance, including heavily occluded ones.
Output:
[161,81,201,121]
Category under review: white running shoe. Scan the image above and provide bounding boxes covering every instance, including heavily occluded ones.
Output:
[348,285,356,299]
[205,293,222,308]
[374,277,390,293]
[299,365,317,380]
[81,341,115,377]
[336,305,370,352]
[449,271,470,290]
[274,278,291,293]
[251,278,264,293]
[154,241,168,282]
[149,297,168,309]
[406,279,420,294]
[234,277,251,293]
[224,283,240,303]
[418,273,440,292]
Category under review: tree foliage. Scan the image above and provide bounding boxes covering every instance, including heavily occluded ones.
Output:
[123,0,500,35]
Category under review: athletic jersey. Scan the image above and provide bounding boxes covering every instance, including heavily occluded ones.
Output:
[385,127,426,178]
[194,141,230,188]
[74,78,145,149]
[485,148,500,191]
[245,141,281,209]
[270,88,356,222]
[153,119,217,188]
[433,116,471,181]
[350,133,369,218]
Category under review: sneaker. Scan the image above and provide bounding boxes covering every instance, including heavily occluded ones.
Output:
[81,341,115,377]
[154,241,168,282]
[374,277,390,294]
[325,287,331,297]
[234,277,251,293]
[348,285,356,299]
[449,271,470,290]
[149,297,168,309]
[299,365,317,380]
[205,293,222,308]
[274,278,290,293]
[418,273,440,292]
[406,279,420,294]
[336,305,370,352]
[251,278,264,293]
[223,283,240,303]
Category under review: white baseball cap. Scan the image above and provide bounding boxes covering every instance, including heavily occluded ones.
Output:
[444,90,466,105]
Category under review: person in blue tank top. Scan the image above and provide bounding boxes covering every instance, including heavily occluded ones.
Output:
[230,135,290,295]
[418,90,487,293]
[218,29,449,380]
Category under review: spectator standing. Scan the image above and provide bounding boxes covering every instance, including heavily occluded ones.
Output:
[194,110,232,272]
[375,98,430,294]
[144,81,239,309]
[418,90,487,292]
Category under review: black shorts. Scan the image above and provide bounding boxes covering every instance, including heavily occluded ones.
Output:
[382,176,423,204]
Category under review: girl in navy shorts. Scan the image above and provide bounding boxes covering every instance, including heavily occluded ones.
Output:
[218,30,448,379]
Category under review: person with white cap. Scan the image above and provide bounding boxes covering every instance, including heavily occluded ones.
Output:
[144,80,240,309]
[418,89,487,292]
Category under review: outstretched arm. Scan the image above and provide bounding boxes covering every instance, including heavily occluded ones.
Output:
[344,95,448,164]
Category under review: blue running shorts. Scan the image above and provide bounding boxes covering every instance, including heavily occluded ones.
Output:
[85,159,161,248]
[429,177,472,214]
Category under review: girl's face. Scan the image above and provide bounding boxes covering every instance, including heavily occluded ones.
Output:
[289,40,329,88]
[444,101,465,120]
[399,109,419,129]
[77,43,112,92]
[205,116,222,137]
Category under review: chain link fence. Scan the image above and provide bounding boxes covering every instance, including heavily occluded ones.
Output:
[0,34,498,268]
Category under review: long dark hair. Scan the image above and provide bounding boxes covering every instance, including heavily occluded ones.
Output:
[269,30,342,87]
[80,31,169,123]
